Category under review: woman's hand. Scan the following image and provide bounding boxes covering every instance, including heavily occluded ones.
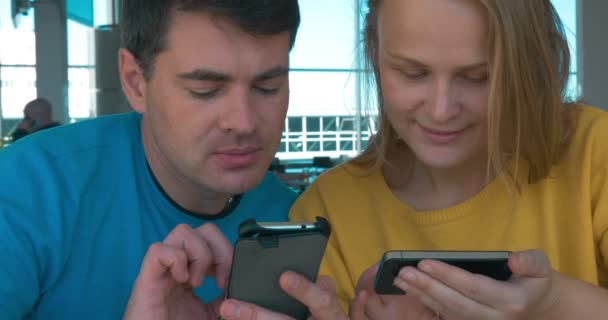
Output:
[392,249,559,319]
[356,263,443,320]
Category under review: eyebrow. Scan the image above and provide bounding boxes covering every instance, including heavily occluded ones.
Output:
[386,52,487,72]
[177,65,289,82]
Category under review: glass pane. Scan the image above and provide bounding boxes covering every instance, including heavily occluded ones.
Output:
[68,67,94,118]
[94,0,114,27]
[551,0,577,73]
[290,0,358,69]
[306,116,320,132]
[322,117,337,131]
[339,140,353,151]
[340,117,354,131]
[289,141,303,153]
[323,141,337,151]
[0,6,36,65]
[288,71,357,117]
[288,117,303,132]
[68,19,94,66]
[307,141,321,152]
[566,73,579,100]
[0,66,37,118]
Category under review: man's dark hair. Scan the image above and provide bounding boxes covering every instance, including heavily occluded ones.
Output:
[120,0,300,79]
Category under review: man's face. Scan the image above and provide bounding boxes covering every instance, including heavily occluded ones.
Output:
[138,12,290,197]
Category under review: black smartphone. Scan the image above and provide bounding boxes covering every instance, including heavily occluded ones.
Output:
[226,217,331,319]
[374,250,512,295]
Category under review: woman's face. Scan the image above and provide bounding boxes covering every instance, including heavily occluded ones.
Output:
[377,0,491,170]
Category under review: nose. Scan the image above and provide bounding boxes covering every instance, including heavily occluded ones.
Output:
[428,80,459,123]
[217,87,257,135]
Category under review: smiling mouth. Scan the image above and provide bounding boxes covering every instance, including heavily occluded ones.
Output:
[421,126,467,135]
[418,124,469,144]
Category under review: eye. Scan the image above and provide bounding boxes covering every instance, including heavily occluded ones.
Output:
[189,89,220,99]
[400,69,428,80]
[462,72,489,83]
[254,86,280,95]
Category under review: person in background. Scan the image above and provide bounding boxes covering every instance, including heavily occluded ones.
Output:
[0,1,301,319]
[289,0,608,319]
[11,97,61,141]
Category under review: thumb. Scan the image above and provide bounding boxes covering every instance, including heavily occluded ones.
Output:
[317,275,338,294]
[355,263,379,294]
[508,249,551,278]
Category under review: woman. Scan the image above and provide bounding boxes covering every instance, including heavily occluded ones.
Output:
[291,0,608,318]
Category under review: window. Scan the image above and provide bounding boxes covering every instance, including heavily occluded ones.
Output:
[0,0,110,129]
[0,3,36,125]
[68,19,96,119]
[551,0,578,98]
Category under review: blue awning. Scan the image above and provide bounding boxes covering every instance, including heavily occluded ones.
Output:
[67,0,94,26]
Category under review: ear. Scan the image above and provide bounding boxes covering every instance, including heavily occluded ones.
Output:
[119,48,148,113]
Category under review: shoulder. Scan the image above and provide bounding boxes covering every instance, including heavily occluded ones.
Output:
[567,105,608,161]
[0,113,143,202]
[307,161,376,192]
[1,113,140,163]
[290,161,383,222]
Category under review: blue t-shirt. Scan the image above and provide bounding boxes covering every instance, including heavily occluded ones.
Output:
[0,113,297,319]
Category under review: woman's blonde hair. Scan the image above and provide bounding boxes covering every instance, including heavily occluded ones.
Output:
[354,0,576,184]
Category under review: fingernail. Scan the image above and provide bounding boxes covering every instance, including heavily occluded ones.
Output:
[222,301,240,319]
[393,278,409,290]
[286,274,300,289]
[419,263,432,273]
[400,270,416,281]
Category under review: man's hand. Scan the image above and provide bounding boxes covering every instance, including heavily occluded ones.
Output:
[123,223,233,320]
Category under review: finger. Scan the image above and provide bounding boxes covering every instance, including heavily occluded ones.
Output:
[389,282,443,318]
[139,242,189,284]
[317,276,337,294]
[413,259,526,310]
[279,271,347,319]
[508,250,551,278]
[163,224,214,288]
[394,266,497,319]
[219,299,293,320]
[196,223,234,289]
[349,290,369,320]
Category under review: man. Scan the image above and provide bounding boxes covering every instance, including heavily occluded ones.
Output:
[0,1,299,318]
[11,97,61,141]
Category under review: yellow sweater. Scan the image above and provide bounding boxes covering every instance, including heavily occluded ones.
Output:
[290,106,608,308]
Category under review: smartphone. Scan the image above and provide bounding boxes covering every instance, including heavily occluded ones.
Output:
[226,216,331,319]
[374,250,512,295]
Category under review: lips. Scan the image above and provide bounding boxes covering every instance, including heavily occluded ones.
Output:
[214,146,262,169]
[418,124,468,144]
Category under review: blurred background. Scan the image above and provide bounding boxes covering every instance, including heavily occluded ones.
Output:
[0,0,605,192]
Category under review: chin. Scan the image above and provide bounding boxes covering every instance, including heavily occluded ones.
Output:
[218,168,267,194]
[415,150,473,170]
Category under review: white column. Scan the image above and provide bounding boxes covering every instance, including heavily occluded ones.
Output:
[34,0,69,123]
[95,25,130,116]
[578,0,608,110]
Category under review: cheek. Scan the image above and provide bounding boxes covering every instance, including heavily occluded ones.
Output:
[380,72,426,115]
[258,94,289,129]
[457,86,489,121]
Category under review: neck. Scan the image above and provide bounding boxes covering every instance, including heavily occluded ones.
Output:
[384,151,493,211]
